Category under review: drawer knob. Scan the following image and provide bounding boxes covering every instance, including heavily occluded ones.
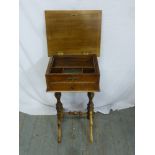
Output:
[70,86,74,90]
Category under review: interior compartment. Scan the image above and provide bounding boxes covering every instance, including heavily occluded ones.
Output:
[50,68,62,73]
[63,68,82,74]
[52,56,94,68]
[83,68,95,73]
[48,55,98,74]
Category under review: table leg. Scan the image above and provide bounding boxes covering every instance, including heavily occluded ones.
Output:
[55,92,63,143]
[87,92,94,143]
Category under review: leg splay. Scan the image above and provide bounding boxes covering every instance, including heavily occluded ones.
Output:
[87,92,94,143]
[55,92,63,143]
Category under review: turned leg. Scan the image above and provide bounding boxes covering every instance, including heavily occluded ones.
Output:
[55,92,63,143]
[87,92,94,143]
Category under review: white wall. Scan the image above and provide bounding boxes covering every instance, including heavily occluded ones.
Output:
[19,0,135,115]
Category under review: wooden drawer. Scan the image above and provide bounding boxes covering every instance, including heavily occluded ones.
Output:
[46,82,99,91]
[46,74,99,83]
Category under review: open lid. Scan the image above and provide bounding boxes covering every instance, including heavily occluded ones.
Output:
[45,10,102,57]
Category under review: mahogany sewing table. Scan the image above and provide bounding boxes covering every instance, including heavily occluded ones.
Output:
[45,10,102,143]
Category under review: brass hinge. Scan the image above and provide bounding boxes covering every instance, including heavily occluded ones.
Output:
[83,52,89,55]
[57,51,64,55]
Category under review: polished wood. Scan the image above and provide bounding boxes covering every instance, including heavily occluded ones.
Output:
[87,92,94,143]
[45,55,100,92]
[45,10,102,143]
[55,92,64,143]
[45,10,102,56]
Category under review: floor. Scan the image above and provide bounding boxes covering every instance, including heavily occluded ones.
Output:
[19,107,135,155]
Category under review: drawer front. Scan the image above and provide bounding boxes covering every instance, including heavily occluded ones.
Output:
[46,82,99,91]
[46,74,99,83]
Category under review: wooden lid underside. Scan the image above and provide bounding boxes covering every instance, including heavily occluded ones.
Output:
[45,10,102,56]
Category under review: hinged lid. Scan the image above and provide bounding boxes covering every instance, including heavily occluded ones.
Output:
[45,10,102,57]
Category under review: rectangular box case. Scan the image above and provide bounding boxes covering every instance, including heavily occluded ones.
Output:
[45,10,102,92]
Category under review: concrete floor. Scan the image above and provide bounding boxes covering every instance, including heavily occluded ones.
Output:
[19,107,135,155]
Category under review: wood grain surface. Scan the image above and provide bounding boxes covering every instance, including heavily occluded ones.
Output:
[45,10,102,56]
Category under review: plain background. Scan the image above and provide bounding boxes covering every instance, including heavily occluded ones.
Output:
[0,0,155,155]
[19,0,135,115]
